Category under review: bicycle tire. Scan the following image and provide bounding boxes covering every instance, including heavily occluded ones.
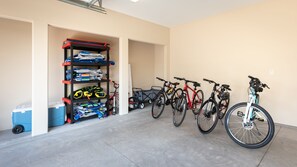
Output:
[170,88,183,109]
[218,97,230,119]
[224,102,275,149]
[151,92,166,119]
[173,95,187,127]
[192,90,204,115]
[197,99,219,134]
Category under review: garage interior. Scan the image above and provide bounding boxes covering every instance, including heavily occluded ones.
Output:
[0,0,296,166]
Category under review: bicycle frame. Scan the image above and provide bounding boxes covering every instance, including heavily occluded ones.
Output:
[244,87,258,124]
[183,83,198,109]
[158,81,176,104]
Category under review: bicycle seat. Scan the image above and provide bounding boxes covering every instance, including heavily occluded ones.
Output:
[171,82,180,86]
[193,82,201,87]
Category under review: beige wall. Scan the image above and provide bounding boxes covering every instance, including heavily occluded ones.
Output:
[48,26,119,101]
[170,0,297,126]
[128,41,165,89]
[0,18,32,131]
[154,45,165,86]
[129,40,155,89]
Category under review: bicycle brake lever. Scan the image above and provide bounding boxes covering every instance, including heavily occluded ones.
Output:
[263,84,270,89]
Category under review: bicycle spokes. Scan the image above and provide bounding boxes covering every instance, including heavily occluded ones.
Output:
[225,104,272,147]
[173,96,187,127]
[197,100,219,134]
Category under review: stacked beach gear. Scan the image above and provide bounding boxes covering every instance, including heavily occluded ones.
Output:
[62,38,114,123]
[73,102,107,120]
[66,68,104,81]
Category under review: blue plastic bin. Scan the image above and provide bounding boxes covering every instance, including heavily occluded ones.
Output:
[12,102,65,132]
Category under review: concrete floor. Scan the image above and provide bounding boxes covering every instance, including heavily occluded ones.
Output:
[0,106,296,167]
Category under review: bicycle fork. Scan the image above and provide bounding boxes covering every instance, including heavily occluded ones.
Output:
[242,94,256,128]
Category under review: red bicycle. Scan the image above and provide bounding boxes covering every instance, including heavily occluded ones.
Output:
[106,81,119,115]
[172,77,204,127]
[107,80,141,114]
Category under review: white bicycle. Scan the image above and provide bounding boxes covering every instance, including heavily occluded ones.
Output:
[224,76,275,149]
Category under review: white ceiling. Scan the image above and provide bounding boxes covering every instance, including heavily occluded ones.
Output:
[103,0,264,27]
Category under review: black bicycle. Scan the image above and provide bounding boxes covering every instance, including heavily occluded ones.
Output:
[197,79,231,134]
[151,77,180,119]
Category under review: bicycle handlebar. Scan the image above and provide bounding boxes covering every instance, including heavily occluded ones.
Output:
[111,80,119,89]
[248,75,270,89]
[222,84,232,91]
[262,83,270,89]
[174,77,200,87]
[156,77,179,87]
[174,77,185,81]
[203,78,219,85]
[156,77,165,82]
[203,78,214,83]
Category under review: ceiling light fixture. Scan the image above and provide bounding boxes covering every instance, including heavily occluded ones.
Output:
[59,0,106,14]
[130,0,139,2]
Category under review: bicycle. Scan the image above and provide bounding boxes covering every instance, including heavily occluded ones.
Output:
[172,77,204,127]
[106,80,119,115]
[197,79,231,134]
[151,77,180,119]
[224,76,274,149]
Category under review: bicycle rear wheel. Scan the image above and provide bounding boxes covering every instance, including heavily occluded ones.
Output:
[197,99,219,134]
[151,92,166,119]
[192,90,204,115]
[224,102,275,149]
[173,95,187,127]
[218,98,229,119]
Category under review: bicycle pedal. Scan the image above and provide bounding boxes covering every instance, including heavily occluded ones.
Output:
[257,118,264,122]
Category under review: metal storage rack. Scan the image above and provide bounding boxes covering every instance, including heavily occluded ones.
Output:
[62,41,110,123]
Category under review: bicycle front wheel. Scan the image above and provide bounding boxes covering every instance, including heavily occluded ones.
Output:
[192,90,204,115]
[224,102,275,149]
[218,98,230,119]
[197,99,219,134]
[173,95,187,127]
[170,88,183,109]
[151,92,166,119]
